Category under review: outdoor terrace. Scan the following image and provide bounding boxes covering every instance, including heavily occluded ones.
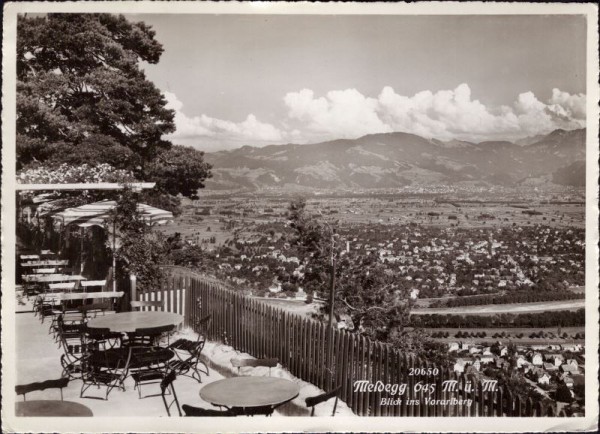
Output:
[14,293,354,418]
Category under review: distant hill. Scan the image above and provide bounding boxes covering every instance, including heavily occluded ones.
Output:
[203,128,586,191]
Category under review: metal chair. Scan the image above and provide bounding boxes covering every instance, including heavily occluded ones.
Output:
[83,325,122,350]
[182,404,235,417]
[305,386,342,416]
[167,337,208,383]
[60,336,97,380]
[15,378,69,401]
[230,357,279,376]
[126,324,175,347]
[78,301,111,319]
[130,300,163,311]
[160,370,182,417]
[54,313,84,347]
[80,346,132,400]
[130,349,171,399]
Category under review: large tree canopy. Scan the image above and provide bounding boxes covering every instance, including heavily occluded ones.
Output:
[17,13,211,199]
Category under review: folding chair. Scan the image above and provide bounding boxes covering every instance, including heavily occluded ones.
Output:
[230,358,279,376]
[182,404,235,417]
[80,280,107,292]
[130,300,163,311]
[125,324,175,348]
[80,346,132,400]
[167,337,208,383]
[129,347,172,399]
[60,336,97,380]
[83,325,122,350]
[15,378,70,401]
[305,386,342,416]
[79,301,112,319]
[161,370,182,416]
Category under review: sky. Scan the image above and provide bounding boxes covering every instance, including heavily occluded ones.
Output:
[131,14,587,152]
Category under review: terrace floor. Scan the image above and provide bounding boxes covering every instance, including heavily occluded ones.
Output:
[13,292,354,418]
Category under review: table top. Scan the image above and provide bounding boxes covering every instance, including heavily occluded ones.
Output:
[48,282,77,291]
[58,291,123,301]
[87,311,184,333]
[20,255,40,260]
[22,260,69,267]
[15,400,93,417]
[200,377,299,408]
[23,274,86,283]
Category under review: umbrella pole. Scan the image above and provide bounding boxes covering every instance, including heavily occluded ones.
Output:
[112,219,117,292]
[80,226,84,274]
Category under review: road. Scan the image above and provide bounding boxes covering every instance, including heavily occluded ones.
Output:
[411,299,585,315]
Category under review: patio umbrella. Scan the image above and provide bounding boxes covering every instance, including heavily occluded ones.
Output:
[52,200,173,290]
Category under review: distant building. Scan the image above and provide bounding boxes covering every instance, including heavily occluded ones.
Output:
[480,355,495,365]
[565,359,578,369]
[563,377,574,388]
[560,364,580,375]
[537,373,551,385]
[516,356,528,369]
[453,359,465,373]
[531,353,543,366]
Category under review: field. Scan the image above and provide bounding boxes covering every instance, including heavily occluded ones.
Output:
[411,299,585,315]
[158,190,585,249]
[422,326,585,345]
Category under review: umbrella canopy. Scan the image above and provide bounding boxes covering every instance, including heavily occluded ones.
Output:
[51,199,173,292]
[52,200,173,227]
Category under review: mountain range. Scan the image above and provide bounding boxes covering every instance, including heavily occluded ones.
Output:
[203,128,586,191]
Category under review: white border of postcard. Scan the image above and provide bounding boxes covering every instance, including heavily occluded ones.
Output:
[2,1,598,433]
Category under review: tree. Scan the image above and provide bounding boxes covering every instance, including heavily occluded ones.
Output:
[286,198,418,352]
[112,188,167,292]
[145,145,212,200]
[16,13,211,199]
[555,383,574,403]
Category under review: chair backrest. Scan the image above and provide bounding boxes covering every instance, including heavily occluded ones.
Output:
[15,378,69,401]
[78,301,112,318]
[84,326,113,341]
[182,404,234,417]
[135,324,175,336]
[231,357,278,375]
[80,280,107,288]
[131,324,174,346]
[305,386,342,416]
[160,370,181,417]
[130,300,163,311]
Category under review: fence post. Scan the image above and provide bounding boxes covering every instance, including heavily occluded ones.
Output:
[130,274,137,303]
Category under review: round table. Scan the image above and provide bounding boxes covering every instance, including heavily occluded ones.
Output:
[87,311,184,333]
[200,377,299,410]
[16,400,93,417]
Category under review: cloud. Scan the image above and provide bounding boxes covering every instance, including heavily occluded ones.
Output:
[284,84,586,143]
[284,88,392,139]
[163,86,586,151]
[163,91,284,151]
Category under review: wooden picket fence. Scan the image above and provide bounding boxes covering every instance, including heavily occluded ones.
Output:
[140,266,563,417]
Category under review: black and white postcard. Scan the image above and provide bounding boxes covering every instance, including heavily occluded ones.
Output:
[2,2,598,432]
